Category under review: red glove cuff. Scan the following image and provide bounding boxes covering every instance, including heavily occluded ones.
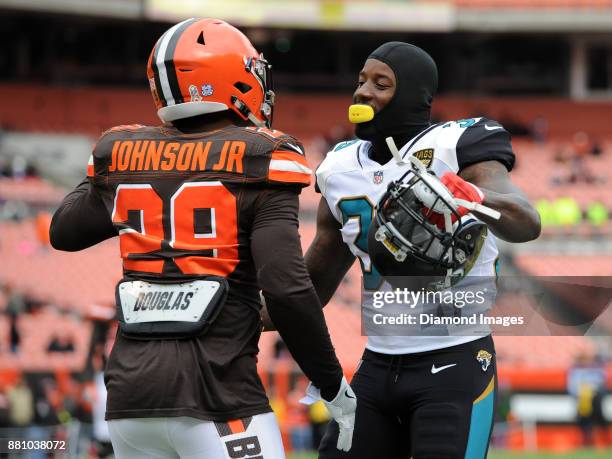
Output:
[424,173,484,229]
[440,173,484,204]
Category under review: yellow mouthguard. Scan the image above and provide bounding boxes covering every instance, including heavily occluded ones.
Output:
[348,104,374,124]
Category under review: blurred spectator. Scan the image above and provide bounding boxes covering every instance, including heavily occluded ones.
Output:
[553,197,581,228]
[308,399,331,450]
[491,380,513,448]
[7,376,34,427]
[586,202,608,229]
[11,155,28,180]
[497,111,530,137]
[0,382,10,428]
[25,162,39,178]
[531,116,548,144]
[29,377,59,459]
[31,377,59,427]
[535,199,557,228]
[550,146,571,186]
[0,155,38,179]
[90,346,113,458]
[567,353,607,447]
[35,212,52,247]
[286,378,313,452]
[4,284,24,353]
[568,131,595,184]
[273,336,290,361]
[268,387,287,435]
[1,158,12,177]
[47,333,75,353]
[590,137,603,157]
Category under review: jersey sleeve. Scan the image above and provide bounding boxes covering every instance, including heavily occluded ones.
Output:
[250,188,342,395]
[50,178,117,251]
[456,118,515,172]
[266,135,312,187]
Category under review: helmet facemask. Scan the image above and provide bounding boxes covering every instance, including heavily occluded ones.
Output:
[368,165,487,289]
[234,55,275,128]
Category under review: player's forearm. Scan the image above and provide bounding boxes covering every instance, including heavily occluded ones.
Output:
[251,189,343,396]
[50,178,117,251]
[477,188,541,242]
[265,290,342,399]
[258,258,344,395]
[305,239,346,307]
[261,225,349,331]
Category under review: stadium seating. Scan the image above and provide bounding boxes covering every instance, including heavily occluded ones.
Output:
[0,178,65,205]
[0,220,121,314]
[0,311,91,371]
[454,0,612,9]
[514,253,612,276]
[3,84,612,139]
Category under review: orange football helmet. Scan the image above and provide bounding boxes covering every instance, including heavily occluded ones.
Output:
[147,18,275,127]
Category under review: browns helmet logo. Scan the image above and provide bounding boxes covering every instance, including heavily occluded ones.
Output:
[413,149,434,168]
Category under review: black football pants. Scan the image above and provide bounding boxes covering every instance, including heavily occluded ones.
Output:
[318,335,497,459]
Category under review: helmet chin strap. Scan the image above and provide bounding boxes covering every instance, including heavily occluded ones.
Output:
[247,112,266,128]
[385,137,407,165]
[444,213,454,288]
[231,97,267,128]
[454,199,501,220]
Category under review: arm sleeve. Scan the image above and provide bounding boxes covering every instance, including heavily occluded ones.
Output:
[251,188,342,397]
[50,178,117,251]
[456,118,515,172]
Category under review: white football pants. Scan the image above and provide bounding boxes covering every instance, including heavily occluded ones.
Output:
[108,413,285,459]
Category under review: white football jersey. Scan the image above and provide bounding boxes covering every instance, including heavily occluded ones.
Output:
[316,117,515,354]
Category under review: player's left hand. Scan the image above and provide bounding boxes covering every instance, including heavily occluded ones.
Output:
[425,172,484,228]
[300,376,357,451]
[322,376,357,452]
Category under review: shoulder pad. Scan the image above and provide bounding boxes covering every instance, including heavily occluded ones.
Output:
[94,124,148,153]
[315,139,364,195]
[102,124,146,135]
[243,127,310,187]
[244,126,299,146]
[456,117,515,171]
[89,125,151,176]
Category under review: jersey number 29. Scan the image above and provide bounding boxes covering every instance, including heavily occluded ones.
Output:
[111,181,238,276]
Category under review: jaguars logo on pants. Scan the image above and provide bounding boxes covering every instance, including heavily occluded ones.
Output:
[476,350,492,372]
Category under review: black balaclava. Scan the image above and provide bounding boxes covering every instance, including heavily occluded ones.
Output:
[355,42,438,163]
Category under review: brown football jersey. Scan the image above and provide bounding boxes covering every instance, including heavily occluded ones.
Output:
[85,123,312,421]
[88,123,310,283]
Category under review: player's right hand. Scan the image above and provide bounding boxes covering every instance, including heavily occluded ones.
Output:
[425,172,485,229]
[322,376,357,452]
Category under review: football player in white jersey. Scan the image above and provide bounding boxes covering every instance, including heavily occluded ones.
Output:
[285,42,540,458]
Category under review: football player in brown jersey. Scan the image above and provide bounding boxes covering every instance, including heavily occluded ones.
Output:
[51,18,355,459]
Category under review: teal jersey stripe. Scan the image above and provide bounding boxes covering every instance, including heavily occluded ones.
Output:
[464,386,494,459]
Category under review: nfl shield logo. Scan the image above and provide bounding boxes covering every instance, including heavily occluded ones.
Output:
[373,170,384,184]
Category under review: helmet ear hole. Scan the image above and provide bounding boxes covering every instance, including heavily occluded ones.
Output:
[197,31,205,45]
[234,82,252,94]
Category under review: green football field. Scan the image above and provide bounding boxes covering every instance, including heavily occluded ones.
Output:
[288,449,612,459]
